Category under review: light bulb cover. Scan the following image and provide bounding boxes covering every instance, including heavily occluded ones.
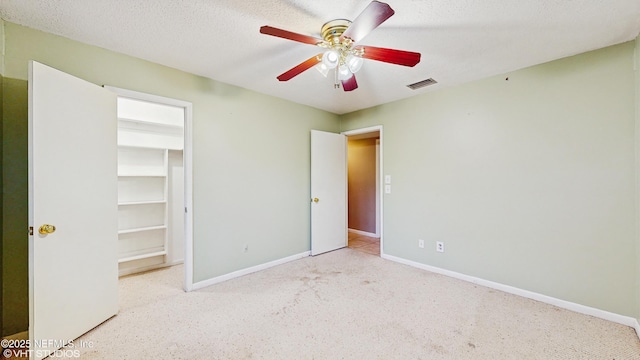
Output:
[346,55,363,73]
[316,63,329,77]
[322,50,339,69]
[338,64,353,80]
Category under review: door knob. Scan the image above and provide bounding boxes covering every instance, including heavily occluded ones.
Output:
[38,224,56,235]
[312,198,319,203]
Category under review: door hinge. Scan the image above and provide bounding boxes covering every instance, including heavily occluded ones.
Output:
[185,207,188,213]
[29,226,34,236]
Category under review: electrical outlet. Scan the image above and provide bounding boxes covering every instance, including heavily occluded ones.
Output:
[418,239,424,248]
[243,244,249,253]
[436,241,444,253]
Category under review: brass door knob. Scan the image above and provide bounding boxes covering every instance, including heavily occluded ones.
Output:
[312,198,319,203]
[39,224,56,235]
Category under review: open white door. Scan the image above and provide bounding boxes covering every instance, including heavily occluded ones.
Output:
[310,130,347,255]
[28,61,118,359]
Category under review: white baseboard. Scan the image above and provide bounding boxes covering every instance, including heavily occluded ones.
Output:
[348,228,380,238]
[191,251,310,291]
[382,254,640,340]
[118,259,184,277]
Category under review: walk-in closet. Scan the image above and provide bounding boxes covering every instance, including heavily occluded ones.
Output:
[116,97,185,276]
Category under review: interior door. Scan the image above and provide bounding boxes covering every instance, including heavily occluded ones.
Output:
[310,130,347,255]
[28,61,118,359]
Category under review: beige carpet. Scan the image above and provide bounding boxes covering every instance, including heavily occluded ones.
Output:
[73,249,640,359]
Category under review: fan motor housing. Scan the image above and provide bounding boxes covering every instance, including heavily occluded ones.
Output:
[321,19,352,42]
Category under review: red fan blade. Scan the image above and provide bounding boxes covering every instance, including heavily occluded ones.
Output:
[342,75,358,92]
[260,26,323,45]
[341,1,395,43]
[277,54,322,81]
[357,45,421,67]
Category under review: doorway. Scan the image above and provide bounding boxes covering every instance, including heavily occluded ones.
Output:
[105,86,194,291]
[343,126,383,256]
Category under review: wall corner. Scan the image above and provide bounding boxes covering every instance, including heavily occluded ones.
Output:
[0,17,5,337]
[0,33,3,338]
[0,18,5,77]
[635,33,640,323]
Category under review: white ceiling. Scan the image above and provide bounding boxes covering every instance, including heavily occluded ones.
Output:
[2,1,640,114]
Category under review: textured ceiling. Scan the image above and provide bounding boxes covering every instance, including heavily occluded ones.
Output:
[2,0,640,114]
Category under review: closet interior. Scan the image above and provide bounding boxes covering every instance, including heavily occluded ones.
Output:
[116,97,185,276]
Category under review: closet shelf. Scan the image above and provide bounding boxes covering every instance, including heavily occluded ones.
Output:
[118,116,183,129]
[118,250,167,263]
[118,200,167,206]
[118,174,166,177]
[118,225,167,235]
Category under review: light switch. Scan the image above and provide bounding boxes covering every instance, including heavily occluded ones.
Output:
[385,175,391,184]
[385,184,391,194]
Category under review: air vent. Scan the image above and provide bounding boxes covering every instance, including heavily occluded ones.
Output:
[407,78,437,90]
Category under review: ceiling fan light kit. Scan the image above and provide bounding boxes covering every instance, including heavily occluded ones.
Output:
[259,1,421,92]
[321,49,340,69]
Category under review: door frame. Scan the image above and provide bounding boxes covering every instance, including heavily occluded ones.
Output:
[104,86,194,291]
[342,125,384,256]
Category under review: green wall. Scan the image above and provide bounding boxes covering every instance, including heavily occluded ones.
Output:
[0,71,3,338]
[2,77,28,336]
[635,35,640,322]
[342,41,639,319]
[0,18,4,336]
[1,21,340,336]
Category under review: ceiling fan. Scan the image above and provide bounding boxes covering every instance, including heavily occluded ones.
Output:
[259,1,421,92]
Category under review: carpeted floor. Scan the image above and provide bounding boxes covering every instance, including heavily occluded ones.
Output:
[71,248,640,359]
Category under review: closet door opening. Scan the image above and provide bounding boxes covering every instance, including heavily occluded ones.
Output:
[106,87,193,290]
